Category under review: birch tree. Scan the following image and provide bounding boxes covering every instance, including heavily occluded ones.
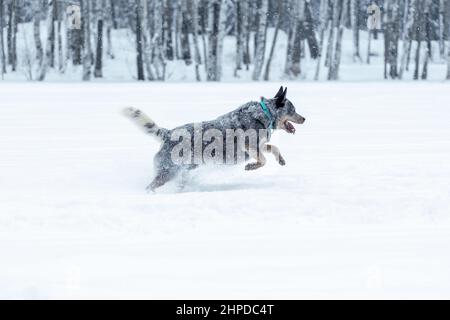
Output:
[39,0,55,81]
[141,0,155,80]
[327,0,341,79]
[328,0,348,80]
[135,0,144,81]
[325,0,336,67]
[164,0,175,61]
[180,0,192,65]
[350,0,361,61]
[33,0,43,69]
[56,0,64,73]
[413,0,423,80]
[189,0,202,81]
[264,0,282,80]
[284,0,300,77]
[152,0,166,80]
[94,0,104,78]
[315,0,330,80]
[7,0,17,71]
[81,0,92,81]
[242,0,251,70]
[399,0,413,79]
[439,0,445,58]
[447,0,450,79]
[235,0,243,75]
[384,0,400,79]
[1,0,7,76]
[252,0,268,80]
[303,0,319,59]
[421,0,433,80]
[207,0,226,81]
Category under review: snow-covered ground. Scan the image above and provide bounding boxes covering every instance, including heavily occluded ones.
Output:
[1,82,449,299]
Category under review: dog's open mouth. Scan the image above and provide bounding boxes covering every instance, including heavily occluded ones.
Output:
[283,120,296,134]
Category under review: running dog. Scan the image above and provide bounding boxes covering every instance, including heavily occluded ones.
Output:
[123,86,305,192]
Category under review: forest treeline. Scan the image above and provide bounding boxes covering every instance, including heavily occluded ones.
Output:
[1,0,450,81]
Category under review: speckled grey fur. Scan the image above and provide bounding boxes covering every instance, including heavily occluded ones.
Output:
[123,86,305,192]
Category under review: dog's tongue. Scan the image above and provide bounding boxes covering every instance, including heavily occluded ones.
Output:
[285,121,296,134]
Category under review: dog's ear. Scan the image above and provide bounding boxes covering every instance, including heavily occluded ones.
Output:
[275,87,287,108]
[274,86,284,99]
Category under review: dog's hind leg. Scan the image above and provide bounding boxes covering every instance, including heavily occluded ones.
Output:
[245,147,267,171]
[146,167,179,192]
[264,144,286,166]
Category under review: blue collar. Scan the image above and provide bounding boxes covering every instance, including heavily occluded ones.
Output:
[259,99,274,130]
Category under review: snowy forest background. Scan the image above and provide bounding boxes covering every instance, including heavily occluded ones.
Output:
[1,0,450,82]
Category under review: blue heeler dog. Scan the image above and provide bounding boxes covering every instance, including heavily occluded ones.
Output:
[123,86,305,192]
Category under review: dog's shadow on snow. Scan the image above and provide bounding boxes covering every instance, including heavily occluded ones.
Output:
[150,167,276,194]
[177,180,272,194]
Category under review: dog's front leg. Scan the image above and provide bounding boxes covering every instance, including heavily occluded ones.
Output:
[245,147,267,171]
[264,144,286,166]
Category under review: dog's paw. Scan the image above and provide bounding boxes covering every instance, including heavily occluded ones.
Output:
[122,107,139,118]
[245,162,262,171]
[145,184,156,193]
[279,157,286,166]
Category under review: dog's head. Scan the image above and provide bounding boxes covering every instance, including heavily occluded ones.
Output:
[267,86,305,134]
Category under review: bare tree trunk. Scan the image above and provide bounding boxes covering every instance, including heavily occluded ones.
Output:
[110,0,117,29]
[94,0,104,78]
[141,0,155,80]
[8,0,17,71]
[447,0,450,79]
[252,0,268,80]
[57,1,64,73]
[207,0,225,81]
[413,0,422,80]
[304,0,319,59]
[180,0,192,65]
[135,0,145,81]
[325,0,336,67]
[315,0,330,80]
[33,1,43,68]
[215,0,226,81]
[189,0,202,81]
[284,0,298,76]
[329,0,347,80]
[421,0,433,80]
[49,0,57,69]
[199,0,208,73]
[164,0,174,60]
[384,0,400,79]
[439,0,445,58]
[235,0,243,75]
[351,0,361,61]
[327,0,341,79]
[82,0,92,81]
[39,0,56,81]
[153,0,166,80]
[399,0,412,79]
[264,0,282,81]
[105,0,114,59]
[175,0,183,60]
[242,0,251,70]
[68,1,83,66]
[0,0,5,77]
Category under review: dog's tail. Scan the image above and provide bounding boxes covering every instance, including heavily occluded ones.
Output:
[122,107,169,141]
